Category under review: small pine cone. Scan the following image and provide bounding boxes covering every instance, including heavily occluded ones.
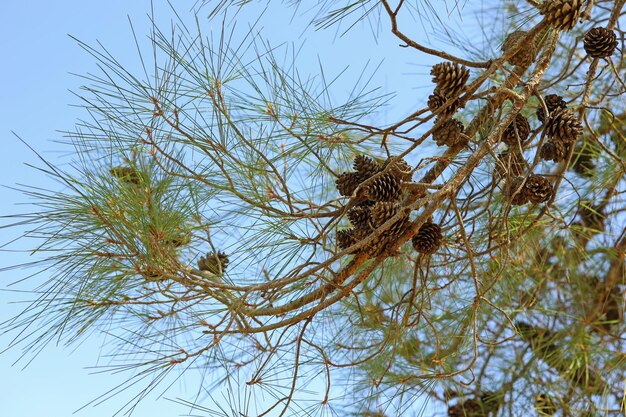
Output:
[535,394,558,416]
[364,173,403,202]
[353,154,381,178]
[337,229,358,250]
[505,176,530,205]
[383,156,413,182]
[494,151,526,178]
[525,174,553,204]
[347,205,372,229]
[536,94,567,124]
[539,0,584,31]
[433,119,466,148]
[540,140,570,162]
[503,114,531,147]
[336,172,363,196]
[412,221,443,255]
[583,27,618,58]
[571,144,596,177]
[544,108,583,144]
[428,92,459,117]
[501,31,537,67]
[198,251,229,275]
[431,61,470,97]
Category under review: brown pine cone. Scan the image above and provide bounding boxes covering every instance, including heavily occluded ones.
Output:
[370,202,399,228]
[503,113,531,147]
[428,92,459,117]
[537,94,567,124]
[539,0,584,31]
[505,176,530,205]
[544,108,583,144]
[431,61,470,97]
[583,27,618,58]
[337,229,357,250]
[353,155,381,178]
[364,173,403,202]
[412,221,442,255]
[525,174,553,204]
[540,140,570,162]
[433,119,466,148]
[501,30,537,67]
[347,204,372,230]
[198,251,229,275]
[336,172,363,196]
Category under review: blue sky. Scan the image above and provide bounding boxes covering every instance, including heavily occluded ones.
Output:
[0,1,482,416]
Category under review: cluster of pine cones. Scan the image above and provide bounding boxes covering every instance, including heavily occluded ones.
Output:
[335,155,413,257]
[428,61,470,124]
[335,155,444,256]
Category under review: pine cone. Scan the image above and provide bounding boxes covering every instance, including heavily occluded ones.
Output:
[525,174,553,204]
[353,155,381,178]
[428,92,459,117]
[583,27,618,58]
[536,94,567,124]
[539,0,584,31]
[337,229,357,250]
[347,204,372,230]
[494,151,526,178]
[383,156,413,182]
[197,251,229,275]
[502,114,531,147]
[370,202,399,228]
[501,31,537,67]
[364,173,403,202]
[540,140,570,162]
[412,221,442,255]
[571,144,596,177]
[431,61,470,97]
[447,398,484,417]
[505,176,530,205]
[336,172,362,196]
[535,394,558,416]
[544,108,583,144]
[433,119,466,148]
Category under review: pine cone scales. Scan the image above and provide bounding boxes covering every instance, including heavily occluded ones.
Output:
[337,229,357,250]
[537,94,567,123]
[336,172,362,196]
[428,92,459,117]
[370,202,399,228]
[198,251,229,275]
[412,222,442,254]
[365,173,403,202]
[540,0,584,31]
[431,61,470,97]
[545,108,583,144]
[583,27,618,58]
[503,114,531,147]
[502,31,537,67]
[525,175,553,204]
[540,140,570,162]
[433,119,466,148]
[505,175,552,205]
[347,205,372,229]
[353,155,381,177]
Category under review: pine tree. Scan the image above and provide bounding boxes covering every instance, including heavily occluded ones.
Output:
[2,1,625,416]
